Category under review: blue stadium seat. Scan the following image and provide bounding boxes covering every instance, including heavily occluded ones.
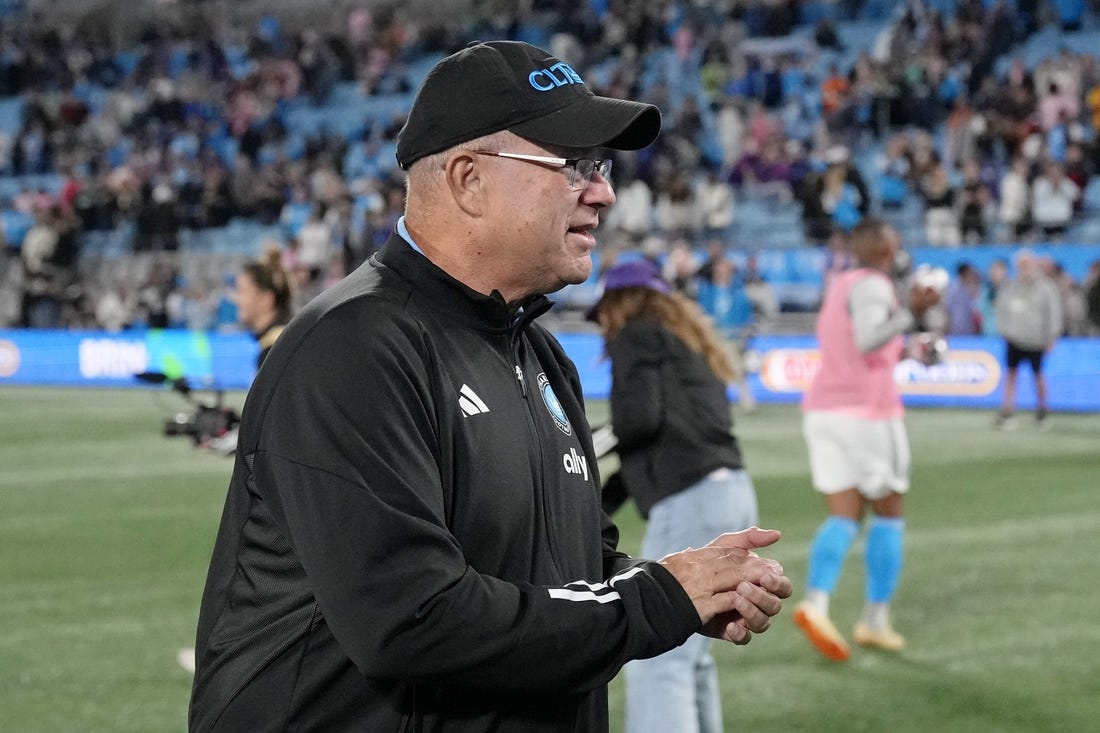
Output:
[799,1,837,26]
[79,226,134,259]
[0,96,23,136]
[753,248,791,283]
[327,81,365,106]
[789,247,827,282]
[0,174,64,201]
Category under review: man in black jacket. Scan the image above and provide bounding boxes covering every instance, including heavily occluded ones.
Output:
[188,40,791,733]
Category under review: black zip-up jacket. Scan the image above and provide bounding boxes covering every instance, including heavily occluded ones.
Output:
[601,317,744,519]
[188,234,700,732]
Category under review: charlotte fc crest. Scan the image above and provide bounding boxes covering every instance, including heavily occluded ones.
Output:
[537,372,572,435]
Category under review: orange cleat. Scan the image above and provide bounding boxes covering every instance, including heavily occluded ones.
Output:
[794,602,851,662]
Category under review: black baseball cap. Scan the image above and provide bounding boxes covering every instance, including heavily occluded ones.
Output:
[396,40,661,170]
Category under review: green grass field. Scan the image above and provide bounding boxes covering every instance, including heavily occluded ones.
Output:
[2,386,1098,732]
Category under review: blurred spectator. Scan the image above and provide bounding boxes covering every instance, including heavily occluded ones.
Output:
[998,157,1032,241]
[943,96,979,172]
[1046,261,1087,336]
[604,175,654,244]
[943,262,984,335]
[20,208,59,275]
[19,208,62,327]
[182,277,218,332]
[695,168,736,244]
[1037,82,1079,133]
[1084,259,1100,335]
[695,239,727,283]
[94,280,134,332]
[211,274,240,333]
[0,251,21,326]
[1031,162,1080,241]
[714,98,746,170]
[280,184,315,238]
[957,159,992,243]
[295,206,335,282]
[1086,80,1100,137]
[133,260,175,329]
[820,63,851,134]
[918,155,961,246]
[814,19,844,52]
[135,181,181,252]
[741,252,780,325]
[798,147,869,246]
[875,133,911,210]
[654,173,697,240]
[728,135,797,203]
[993,250,1063,429]
[662,239,702,299]
[696,255,755,338]
[1062,143,1089,213]
[980,257,1010,336]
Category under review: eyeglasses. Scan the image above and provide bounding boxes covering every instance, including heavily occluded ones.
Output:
[472,150,613,191]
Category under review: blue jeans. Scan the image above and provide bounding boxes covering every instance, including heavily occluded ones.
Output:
[624,468,760,733]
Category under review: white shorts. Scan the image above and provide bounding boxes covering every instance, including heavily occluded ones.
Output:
[802,411,911,500]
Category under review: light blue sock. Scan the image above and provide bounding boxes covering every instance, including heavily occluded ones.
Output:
[807,516,860,593]
[865,516,906,603]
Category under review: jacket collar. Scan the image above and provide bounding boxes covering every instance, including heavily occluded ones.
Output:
[375,231,553,333]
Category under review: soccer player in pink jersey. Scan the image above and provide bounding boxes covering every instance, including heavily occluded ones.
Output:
[794,218,940,661]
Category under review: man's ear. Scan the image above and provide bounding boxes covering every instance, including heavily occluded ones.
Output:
[444,150,487,217]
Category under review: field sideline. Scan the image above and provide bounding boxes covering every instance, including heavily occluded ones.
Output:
[1,386,1097,732]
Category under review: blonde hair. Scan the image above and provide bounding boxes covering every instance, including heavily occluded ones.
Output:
[597,287,737,383]
[241,245,292,322]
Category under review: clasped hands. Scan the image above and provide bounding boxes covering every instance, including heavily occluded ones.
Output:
[658,527,792,645]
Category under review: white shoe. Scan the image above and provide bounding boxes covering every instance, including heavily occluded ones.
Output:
[853,622,906,651]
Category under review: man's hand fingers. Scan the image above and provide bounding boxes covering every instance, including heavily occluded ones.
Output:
[756,570,793,599]
[724,619,752,645]
[733,582,784,630]
[701,611,752,645]
[706,527,782,552]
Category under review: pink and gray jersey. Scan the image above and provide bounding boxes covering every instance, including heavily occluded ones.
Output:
[803,268,908,420]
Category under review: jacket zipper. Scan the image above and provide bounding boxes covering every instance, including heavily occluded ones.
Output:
[514,364,527,398]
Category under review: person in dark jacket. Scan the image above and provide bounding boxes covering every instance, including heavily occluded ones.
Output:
[188,40,791,733]
[590,260,760,733]
[234,245,292,368]
[197,246,293,456]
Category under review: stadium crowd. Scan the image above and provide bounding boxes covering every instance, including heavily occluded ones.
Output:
[1,0,1100,338]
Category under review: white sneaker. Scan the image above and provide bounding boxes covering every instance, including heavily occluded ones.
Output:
[853,622,907,651]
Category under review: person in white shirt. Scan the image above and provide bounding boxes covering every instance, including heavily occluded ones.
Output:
[998,157,1031,240]
[1030,162,1080,240]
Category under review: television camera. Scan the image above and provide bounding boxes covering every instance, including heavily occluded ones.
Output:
[135,371,240,447]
